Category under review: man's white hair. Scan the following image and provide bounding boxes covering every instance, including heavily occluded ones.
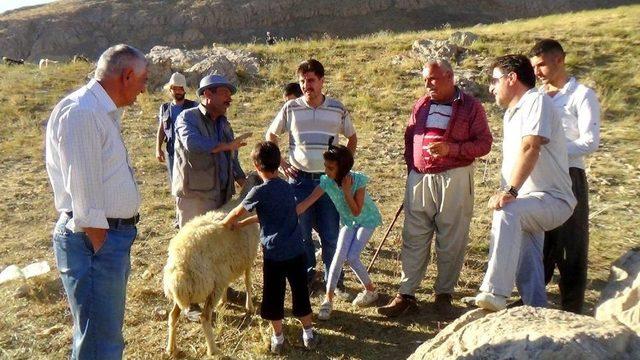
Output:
[94,44,147,81]
[422,58,453,76]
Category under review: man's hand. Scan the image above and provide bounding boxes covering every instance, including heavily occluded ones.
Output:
[488,191,516,210]
[280,159,298,178]
[85,227,107,253]
[156,148,165,163]
[226,137,249,152]
[228,132,253,151]
[427,142,450,158]
[341,174,353,194]
[212,132,253,154]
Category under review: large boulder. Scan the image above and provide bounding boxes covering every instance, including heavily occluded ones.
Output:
[145,45,260,90]
[412,39,462,62]
[455,68,487,99]
[449,31,479,47]
[409,306,640,359]
[184,55,238,89]
[147,46,207,69]
[145,49,173,90]
[595,249,640,334]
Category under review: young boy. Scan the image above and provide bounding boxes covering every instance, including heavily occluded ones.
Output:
[222,141,319,354]
[283,82,303,100]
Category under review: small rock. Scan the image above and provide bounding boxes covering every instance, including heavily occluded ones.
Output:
[154,306,168,321]
[0,265,25,285]
[14,284,30,298]
[39,324,65,336]
[22,261,50,278]
[141,269,153,280]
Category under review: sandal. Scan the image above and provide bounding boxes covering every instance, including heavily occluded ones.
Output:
[317,300,332,320]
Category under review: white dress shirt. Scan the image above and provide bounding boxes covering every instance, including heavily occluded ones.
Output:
[46,79,141,231]
[543,77,600,169]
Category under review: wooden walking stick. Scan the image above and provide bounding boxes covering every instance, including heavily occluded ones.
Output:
[367,203,404,272]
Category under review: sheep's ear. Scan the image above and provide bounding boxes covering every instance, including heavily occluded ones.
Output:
[247,171,263,186]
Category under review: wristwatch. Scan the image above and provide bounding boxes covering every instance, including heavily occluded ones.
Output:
[501,185,518,198]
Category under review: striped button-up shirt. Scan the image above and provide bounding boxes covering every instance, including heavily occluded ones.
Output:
[45,79,141,231]
[405,89,493,174]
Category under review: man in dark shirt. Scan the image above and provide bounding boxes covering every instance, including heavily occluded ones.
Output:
[155,72,197,186]
[223,141,318,354]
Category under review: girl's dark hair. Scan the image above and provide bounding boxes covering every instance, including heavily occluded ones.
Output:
[323,137,353,185]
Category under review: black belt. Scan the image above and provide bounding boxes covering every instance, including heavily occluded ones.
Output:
[296,170,324,180]
[64,212,140,228]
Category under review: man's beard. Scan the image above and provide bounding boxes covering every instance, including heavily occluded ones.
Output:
[173,93,185,101]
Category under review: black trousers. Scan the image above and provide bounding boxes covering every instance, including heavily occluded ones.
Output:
[261,254,312,321]
[544,167,589,314]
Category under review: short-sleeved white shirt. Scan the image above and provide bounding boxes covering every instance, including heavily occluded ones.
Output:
[501,89,576,208]
[542,77,601,169]
[266,96,356,173]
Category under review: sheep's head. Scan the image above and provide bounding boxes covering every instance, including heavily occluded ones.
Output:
[215,171,264,216]
[237,171,263,199]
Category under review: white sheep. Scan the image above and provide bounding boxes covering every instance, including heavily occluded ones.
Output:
[163,173,261,356]
[38,58,58,69]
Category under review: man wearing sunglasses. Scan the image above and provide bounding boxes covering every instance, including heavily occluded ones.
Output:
[474,54,576,311]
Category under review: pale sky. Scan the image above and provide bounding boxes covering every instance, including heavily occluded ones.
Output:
[0,0,57,14]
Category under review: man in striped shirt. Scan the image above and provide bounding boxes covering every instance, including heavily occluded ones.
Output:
[266,59,357,296]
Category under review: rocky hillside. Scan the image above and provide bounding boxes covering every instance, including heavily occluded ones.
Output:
[0,0,635,60]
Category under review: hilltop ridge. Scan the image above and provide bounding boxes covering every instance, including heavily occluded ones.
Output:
[0,0,636,60]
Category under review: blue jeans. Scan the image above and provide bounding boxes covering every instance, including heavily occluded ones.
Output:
[52,214,137,360]
[289,175,343,287]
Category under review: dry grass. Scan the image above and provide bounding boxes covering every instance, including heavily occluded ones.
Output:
[1,4,639,359]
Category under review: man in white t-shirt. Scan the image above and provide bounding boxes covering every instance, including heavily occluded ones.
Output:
[530,39,600,314]
[474,54,576,311]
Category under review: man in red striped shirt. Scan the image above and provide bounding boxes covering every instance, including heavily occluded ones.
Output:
[378,59,493,318]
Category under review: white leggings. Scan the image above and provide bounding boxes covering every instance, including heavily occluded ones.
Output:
[326,225,375,294]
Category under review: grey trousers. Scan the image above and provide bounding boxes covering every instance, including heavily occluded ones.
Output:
[480,193,573,303]
[176,196,223,228]
[399,166,475,296]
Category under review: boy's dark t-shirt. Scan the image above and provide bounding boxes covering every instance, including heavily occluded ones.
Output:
[242,177,304,261]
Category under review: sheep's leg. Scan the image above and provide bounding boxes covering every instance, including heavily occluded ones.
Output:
[166,303,181,355]
[244,268,254,314]
[201,292,221,355]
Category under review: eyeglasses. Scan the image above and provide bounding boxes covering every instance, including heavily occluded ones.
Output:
[490,73,509,85]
